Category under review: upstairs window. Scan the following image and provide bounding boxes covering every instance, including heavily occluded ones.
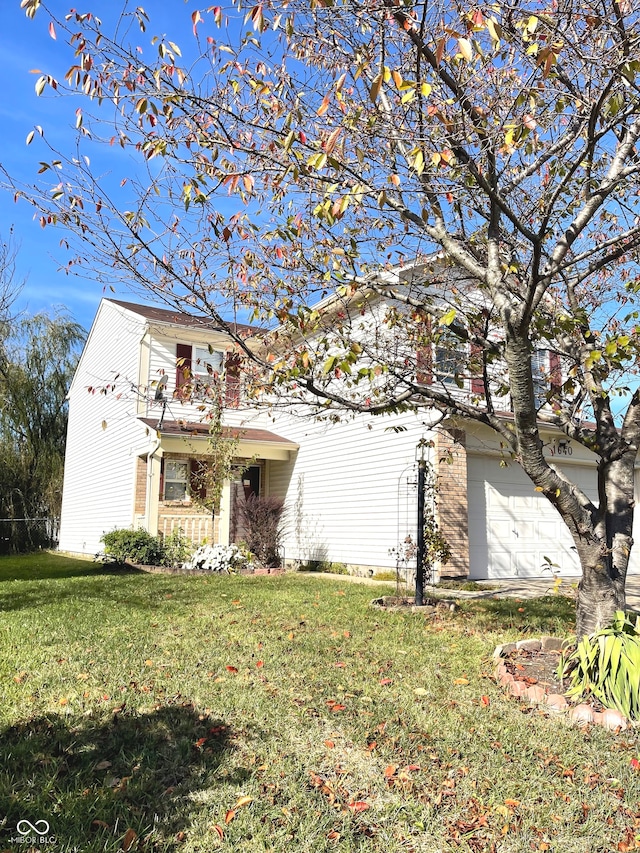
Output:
[175,344,228,400]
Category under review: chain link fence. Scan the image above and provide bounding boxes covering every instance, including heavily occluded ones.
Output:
[0,517,60,554]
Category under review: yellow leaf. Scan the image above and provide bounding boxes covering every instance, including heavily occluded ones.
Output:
[457,38,473,62]
[391,69,403,88]
[453,677,469,685]
[234,796,253,809]
[370,72,383,102]
[414,687,429,696]
[420,82,432,97]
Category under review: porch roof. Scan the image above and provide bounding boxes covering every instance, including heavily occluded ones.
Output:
[138,418,298,461]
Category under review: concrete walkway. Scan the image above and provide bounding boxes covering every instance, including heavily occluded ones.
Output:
[298,571,640,610]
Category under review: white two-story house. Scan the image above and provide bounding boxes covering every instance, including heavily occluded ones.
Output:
[60,291,640,580]
[58,299,298,555]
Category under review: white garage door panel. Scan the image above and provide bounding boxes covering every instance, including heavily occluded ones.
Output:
[468,456,598,580]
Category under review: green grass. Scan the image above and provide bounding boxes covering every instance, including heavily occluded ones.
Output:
[0,554,639,852]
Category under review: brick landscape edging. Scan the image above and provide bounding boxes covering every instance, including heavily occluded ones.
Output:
[130,562,285,577]
[493,637,631,732]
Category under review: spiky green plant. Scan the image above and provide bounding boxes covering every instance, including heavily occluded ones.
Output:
[559,610,640,721]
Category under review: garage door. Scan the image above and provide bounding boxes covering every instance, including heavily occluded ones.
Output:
[467,455,599,580]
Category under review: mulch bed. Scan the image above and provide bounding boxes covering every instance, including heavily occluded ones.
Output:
[502,645,566,693]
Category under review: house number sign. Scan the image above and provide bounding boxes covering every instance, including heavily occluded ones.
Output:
[547,439,572,457]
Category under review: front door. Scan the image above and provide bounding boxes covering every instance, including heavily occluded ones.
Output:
[230,464,261,544]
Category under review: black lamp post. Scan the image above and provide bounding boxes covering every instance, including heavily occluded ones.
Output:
[415,442,427,606]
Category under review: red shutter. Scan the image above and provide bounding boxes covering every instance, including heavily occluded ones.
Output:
[176,343,192,399]
[190,459,208,500]
[470,343,484,394]
[225,352,241,408]
[416,316,432,385]
[549,351,561,390]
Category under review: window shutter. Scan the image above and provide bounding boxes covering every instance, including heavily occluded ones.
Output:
[176,344,192,398]
[225,352,241,408]
[190,459,208,500]
[470,343,484,394]
[416,316,432,385]
[159,458,165,500]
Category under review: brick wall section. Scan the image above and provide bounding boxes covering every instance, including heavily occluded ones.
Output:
[435,427,469,578]
[134,456,147,516]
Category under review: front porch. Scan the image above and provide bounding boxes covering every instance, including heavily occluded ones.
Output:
[133,419,298,548]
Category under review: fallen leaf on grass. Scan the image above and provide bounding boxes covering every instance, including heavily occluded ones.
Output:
[324,740,335,749]
[256,660,264,668]
[631,758,640,771]
[14,671,27,683]
[481,695,490,706]
[414,688,428,696]
[379,678,392,686]
[504,798,520,808]
[95,760,112,770]
[453,677,469,685]
[225,809,236,825]
[212,825,224,839]
[234,796,253,809]
[122,828,137,852]
[225,665,238,673]
[348,801,369,812]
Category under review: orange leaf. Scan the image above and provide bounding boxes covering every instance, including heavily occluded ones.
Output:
[453,678,469,685]
[324,740,335,749]
[122,828,137,852]
[317,94,331,117]
[379,678,392,685]
[225,809,236,824]
[504,798,520,807]
[349,801,369,812]
[226,665,238,673]
[213,824,224,839]
[384,765,397,778]
[288,632,295,640]
[481,695,490,706]
[256,660,264,668]
[330,704,346,712]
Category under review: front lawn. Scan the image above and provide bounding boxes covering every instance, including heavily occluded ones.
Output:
[0,554,638,852]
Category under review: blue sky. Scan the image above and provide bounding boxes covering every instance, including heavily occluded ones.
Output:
[0,2,202,333]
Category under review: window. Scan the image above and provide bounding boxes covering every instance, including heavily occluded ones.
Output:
[434,335,467,386]
[175,344,235,401]
[163,460,189,501]
[193,346,224,383]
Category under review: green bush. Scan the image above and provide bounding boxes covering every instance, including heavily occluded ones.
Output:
[100,528,166,566]
[559,610,640,721]
[161,528,193,568]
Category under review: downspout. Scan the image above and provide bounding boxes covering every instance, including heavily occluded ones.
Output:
[144,430,162,535]
[144,400,167,535]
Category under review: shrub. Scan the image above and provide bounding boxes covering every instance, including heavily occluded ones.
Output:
[101,528,166,566]
[239,495,285,567]
[559,610,640,721]
[182,543,251,573]
[161,528,193,568]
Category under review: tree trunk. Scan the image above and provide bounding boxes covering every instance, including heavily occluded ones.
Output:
[575,568,626,639]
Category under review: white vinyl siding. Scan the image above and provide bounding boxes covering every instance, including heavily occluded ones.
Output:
[59,301,148,554]
[270,410,432,571]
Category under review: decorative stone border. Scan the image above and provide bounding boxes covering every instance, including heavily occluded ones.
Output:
[493,637,631,732]
[129,562,285,577]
